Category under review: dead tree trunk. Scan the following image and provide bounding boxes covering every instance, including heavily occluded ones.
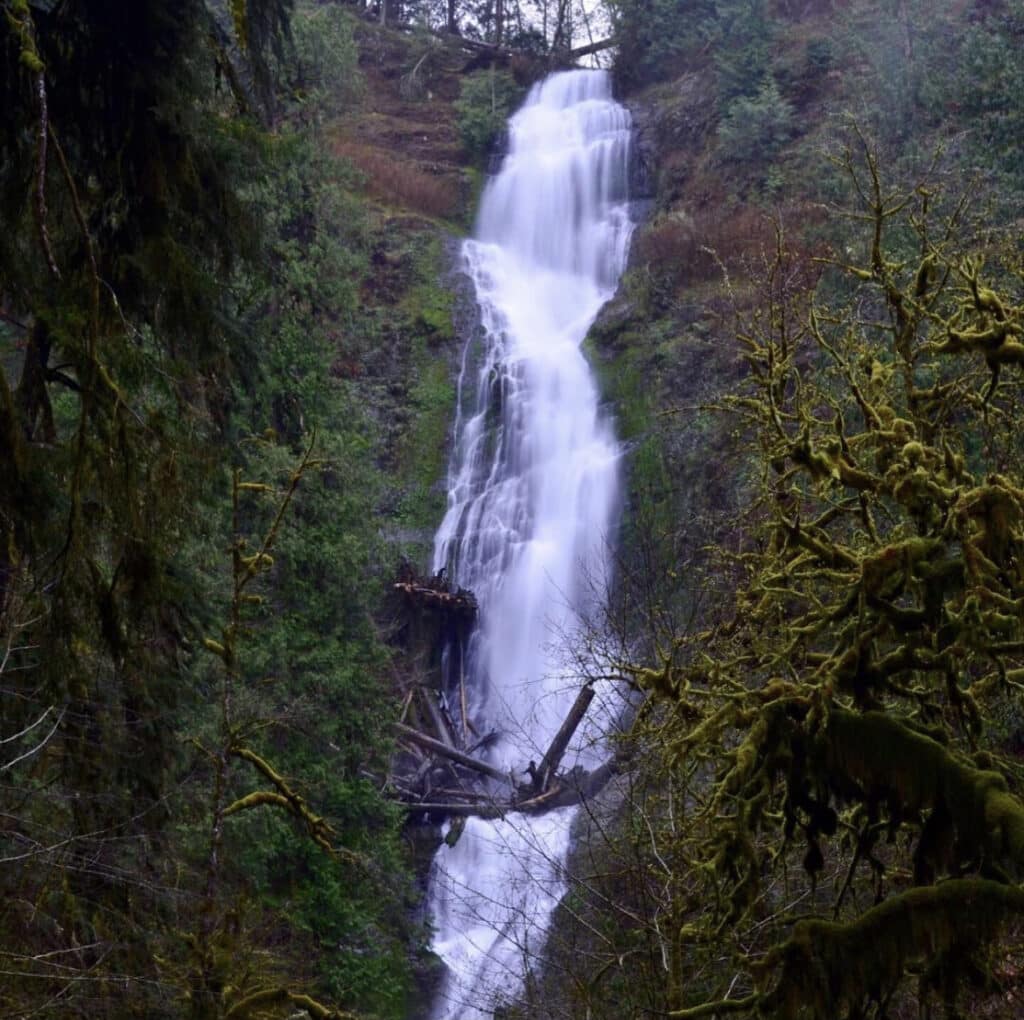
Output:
[394,723,511,785]
[393,679,623,821]
[417,685,458,750]
[535,685,595,792]
[401,758,622,819]
[568,38,615,61]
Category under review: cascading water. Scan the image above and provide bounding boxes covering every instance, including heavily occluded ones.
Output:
[426,70,633,1019]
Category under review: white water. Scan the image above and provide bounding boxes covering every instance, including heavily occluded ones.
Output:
[426,70,632,1019]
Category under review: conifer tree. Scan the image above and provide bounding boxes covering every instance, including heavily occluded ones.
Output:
[0,3,293,1014]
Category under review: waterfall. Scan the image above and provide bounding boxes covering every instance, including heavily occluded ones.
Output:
[426,69,633,1019]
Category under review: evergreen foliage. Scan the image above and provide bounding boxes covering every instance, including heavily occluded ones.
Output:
[709,0,773,104]
[454,67,524,164]
[609,0,715,89]
[716,78,793,174]
[947,1,1024,186]
[0,4,424,1018]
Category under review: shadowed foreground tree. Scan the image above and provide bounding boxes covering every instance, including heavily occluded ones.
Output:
[0,4,418,1018]
[173,445,359,1020]
[620,141,1024,1018]
[0,4,294,1015]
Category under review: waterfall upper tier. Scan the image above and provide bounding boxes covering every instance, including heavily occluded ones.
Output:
[476,73,632,288]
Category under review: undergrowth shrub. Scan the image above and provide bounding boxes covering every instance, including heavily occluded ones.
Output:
[335,141,459,218]
[453,68,523,165]
[636,207,775,300]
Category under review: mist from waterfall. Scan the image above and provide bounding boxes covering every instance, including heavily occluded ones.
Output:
[426,69,633,1020]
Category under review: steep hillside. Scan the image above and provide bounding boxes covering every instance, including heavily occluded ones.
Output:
[323,23,472,565]
[601,0,1024,645]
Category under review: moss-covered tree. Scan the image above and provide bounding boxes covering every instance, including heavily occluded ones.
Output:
[621,138,1024,1018]
[1,4,295,1014]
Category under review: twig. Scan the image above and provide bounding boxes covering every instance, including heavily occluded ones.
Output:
[1,706,65,772]
[34,71,60,279]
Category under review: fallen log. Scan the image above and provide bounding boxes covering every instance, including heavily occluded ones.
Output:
[393,581,478,617]
[394,722,510,785]
[567,37,615,60]
[445,28,615,62]
[573,759,618,798]
[353,15,615,65]
[417,685,458,749]
[467,729,500,756]
[518,760,620,813]
[459,668,474,739]
[405,800,508,819]
[397,689,414,725]
[535,684,595,792]
[400,759,621,819]
[451,35,501,55]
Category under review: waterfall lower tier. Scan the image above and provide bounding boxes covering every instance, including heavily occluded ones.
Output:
[426,69,633,1019]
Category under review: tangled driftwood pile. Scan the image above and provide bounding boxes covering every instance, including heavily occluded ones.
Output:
[391,682,618,817]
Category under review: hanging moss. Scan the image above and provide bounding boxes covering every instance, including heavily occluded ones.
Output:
[759,880,1024,1017]
[824,710,1024,874]
[625,145,1024,1020]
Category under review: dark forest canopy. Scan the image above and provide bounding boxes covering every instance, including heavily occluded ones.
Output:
[1,3,421,1018]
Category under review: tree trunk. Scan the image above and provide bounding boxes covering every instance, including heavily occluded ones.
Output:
[394,722,511,784]
[568,38,615,60]
[402,759,620,818]
[16,319,55,443]
[418,685,458,749]
[896,0,913,59]
[535,684,594,791]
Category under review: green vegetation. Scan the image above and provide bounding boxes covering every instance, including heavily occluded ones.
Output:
[551,3,1024,1018]
[620,149,1024,1019]
[609,0,717,90]
[0,4,455,1018]
[396,351,455,533]
[454,68,524,164]
[716,78,793,181]
[7,1,1024,1019]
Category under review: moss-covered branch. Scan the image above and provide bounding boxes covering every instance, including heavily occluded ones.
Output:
[625,145,1024,1020]
[224,987,357,1019]
[669,993,760,1018]
[825,710,1024,873]
[760,880,1024,1017]
[229,744,339,854]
